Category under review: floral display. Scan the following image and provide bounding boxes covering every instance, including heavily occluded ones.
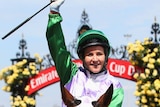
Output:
[127,38,160,107]
[0,54,43,107]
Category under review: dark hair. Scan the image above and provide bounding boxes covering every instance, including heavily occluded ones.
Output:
[78,25,92,36]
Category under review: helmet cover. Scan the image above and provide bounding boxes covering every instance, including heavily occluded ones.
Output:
[77,30,110,59]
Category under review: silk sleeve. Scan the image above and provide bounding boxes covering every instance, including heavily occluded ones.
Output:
[46,13,78,85]
[109,88,124,107]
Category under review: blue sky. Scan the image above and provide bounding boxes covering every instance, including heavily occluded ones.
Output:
[0,0,160,107]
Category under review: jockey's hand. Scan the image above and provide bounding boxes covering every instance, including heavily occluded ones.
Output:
[50,0,65,12]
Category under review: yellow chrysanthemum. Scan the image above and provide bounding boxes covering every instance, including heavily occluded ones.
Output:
[147,63,154,69]
[152,69,158,76]
[141,96,147,103]
[25,85,29,91]
[153,48,158,52]
[149,58,155,64]
[0,53,43,107]
[145,68,150,74]
[140,73,146,79]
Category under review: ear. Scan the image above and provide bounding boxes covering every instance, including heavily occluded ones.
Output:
[60,82,81,107]
[92,84,113,107]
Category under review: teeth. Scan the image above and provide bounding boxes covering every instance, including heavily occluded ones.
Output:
[93,64,99,66]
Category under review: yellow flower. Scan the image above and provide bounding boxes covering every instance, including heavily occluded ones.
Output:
[144,37,148,41]
[31,70,36,75]
[38,58,43,63]
[13,100,20,106]
[16,61,24,67]
[134,47,141,52]
[22,59,27,64]
[144,38,149,43]
[134,91,141,96]
[152,69,158,76]
[154,93,158,98]
[135,40,141,44]
[154,79,160,90]
[7,77,14,84]
[13,68,19,74]
[143,40,150,45]
[133,73,139,79]
[141,96,147,103]
[154,97,158,102]
[29,98,36,105]
[157,58,160,63]
[10,96,13,100]
[153,48,158,52]
[141,90,145,94]
[150,103,156,107]
[147,63,154,69]
[145,68,150,74]
[2,86,7,91]
[142,56,149,62]
[150,52,156,57]
[142,105,149,107]
[19,100,26,107]
[151,89,156,95]
[29,64,36,71]
[23,96,28,102]
[2,85,11,92]
[25,85,29,91]
[131,61,136,65]
[147,49,151,53]
[6,85,11,92]
[0,72,3,80]
[34,53,40,58]
[146,90,152,96]
[140,73,146,79]
[14,95,21,101]
[149,58,155,64]
[22,68,30,75]
[127,48,134,54]
[0,53,43,107]
[135,100,140,105]
[12,73,18,79]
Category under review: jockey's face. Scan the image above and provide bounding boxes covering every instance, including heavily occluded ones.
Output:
[83,45,106,73]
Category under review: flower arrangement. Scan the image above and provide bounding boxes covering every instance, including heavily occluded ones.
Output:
[127,38,160,107]
[0,53,43,107]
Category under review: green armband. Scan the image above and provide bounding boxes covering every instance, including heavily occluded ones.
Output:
[48,13,63,25]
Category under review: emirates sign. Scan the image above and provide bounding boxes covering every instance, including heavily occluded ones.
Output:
[28,67,60,95]
[27,58,143,95]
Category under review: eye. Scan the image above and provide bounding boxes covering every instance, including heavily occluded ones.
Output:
[73,99,81,106]
[86,53,93,57]
[96,52,104,56]
[92,101,99,107]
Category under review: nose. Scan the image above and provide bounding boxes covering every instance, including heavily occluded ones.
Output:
[92,55,98,62]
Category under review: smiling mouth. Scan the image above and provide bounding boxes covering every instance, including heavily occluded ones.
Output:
[90,64,100,68]
[91,63,100,66]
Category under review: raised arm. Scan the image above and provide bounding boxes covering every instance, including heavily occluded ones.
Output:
[46,0,78,85]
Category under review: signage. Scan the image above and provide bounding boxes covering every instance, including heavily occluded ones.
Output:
[28,66,60,95]
[107,58,143,81]
[27,58,143,95]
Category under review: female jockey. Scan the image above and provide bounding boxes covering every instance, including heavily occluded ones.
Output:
[46,0,124,106]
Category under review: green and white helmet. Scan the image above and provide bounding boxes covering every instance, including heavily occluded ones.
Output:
[77,29,110,59]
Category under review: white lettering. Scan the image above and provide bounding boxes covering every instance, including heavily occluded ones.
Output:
[30,79,36,89]
[109,62,125,76]
[128,65,135,76]
[30,70,59,89]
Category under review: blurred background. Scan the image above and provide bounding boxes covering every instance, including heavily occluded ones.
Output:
[0,0,160,106]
